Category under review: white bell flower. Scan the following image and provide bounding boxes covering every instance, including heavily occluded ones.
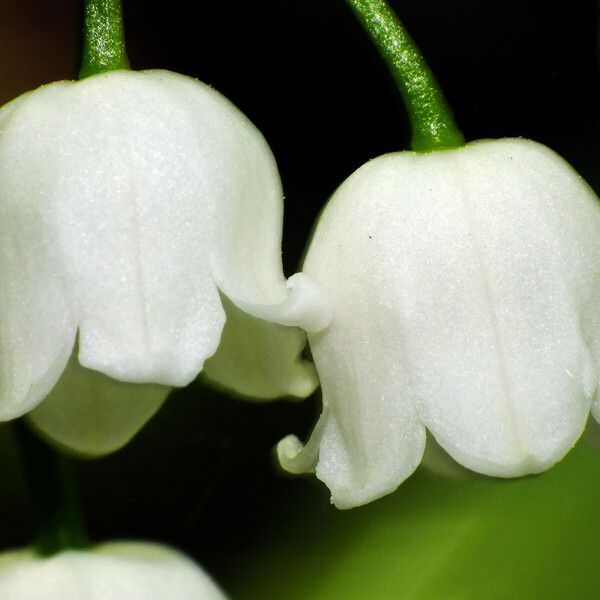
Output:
[278,138,600,508]
[0,541,227,599]
[0,69,328,456]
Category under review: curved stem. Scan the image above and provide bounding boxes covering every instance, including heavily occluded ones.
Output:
[14,421,88,556]
[79,0,129,80]
[346,0,464,151]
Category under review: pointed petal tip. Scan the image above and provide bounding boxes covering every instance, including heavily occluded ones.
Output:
[277,435,317,474]
[284,273,333,333]
[233,273,332,334]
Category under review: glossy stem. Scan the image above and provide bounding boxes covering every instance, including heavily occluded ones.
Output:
[79,0,129,79]
[14,421,88,556]
[346,0,464,151]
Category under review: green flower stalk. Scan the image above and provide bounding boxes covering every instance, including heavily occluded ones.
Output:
[14,422,87,556]
[79,0,129,79]
[346,0,464,150]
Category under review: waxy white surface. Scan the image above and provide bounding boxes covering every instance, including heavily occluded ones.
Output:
[0,70,324,453]
[279,139,600,508]
[0,542,227,600]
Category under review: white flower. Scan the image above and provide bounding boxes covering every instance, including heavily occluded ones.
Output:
[278,138,600,508]
[0,541,227,599]
[0,69,328,455]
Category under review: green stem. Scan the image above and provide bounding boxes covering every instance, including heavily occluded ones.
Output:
[346,0,464,151]
[79,0,129,80]
[14,421,88,556]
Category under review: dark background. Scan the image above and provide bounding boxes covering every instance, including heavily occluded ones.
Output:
[0,0,599,597]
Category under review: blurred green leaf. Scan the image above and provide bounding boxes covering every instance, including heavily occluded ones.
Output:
[226,443,600,599]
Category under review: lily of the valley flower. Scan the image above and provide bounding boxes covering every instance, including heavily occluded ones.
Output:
[0,541,227,599]
[0,69,327,455]
[278,138,600,508]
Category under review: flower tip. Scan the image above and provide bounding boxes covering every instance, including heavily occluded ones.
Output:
[284,273,333,333]
[276,434,395,508]
[276,435,316,474]
[231,272,332,334]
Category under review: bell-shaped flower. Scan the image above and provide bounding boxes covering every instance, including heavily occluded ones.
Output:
[278,138,600,508]
[0,69,327,456]
[0,541,227,599]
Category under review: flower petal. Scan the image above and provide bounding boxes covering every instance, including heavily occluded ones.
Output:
[1,69,326,421]
[413,140,598,475]
[283,139,600,507]
[0,96,77,420]
[42,71,234,386]
[0,542,228,599]
[278,294,426,509]
[4,70,306,390]
[27,347,168,457]
[203,295,318,400]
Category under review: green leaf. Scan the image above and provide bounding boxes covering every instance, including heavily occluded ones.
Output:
[228,443,600,599]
